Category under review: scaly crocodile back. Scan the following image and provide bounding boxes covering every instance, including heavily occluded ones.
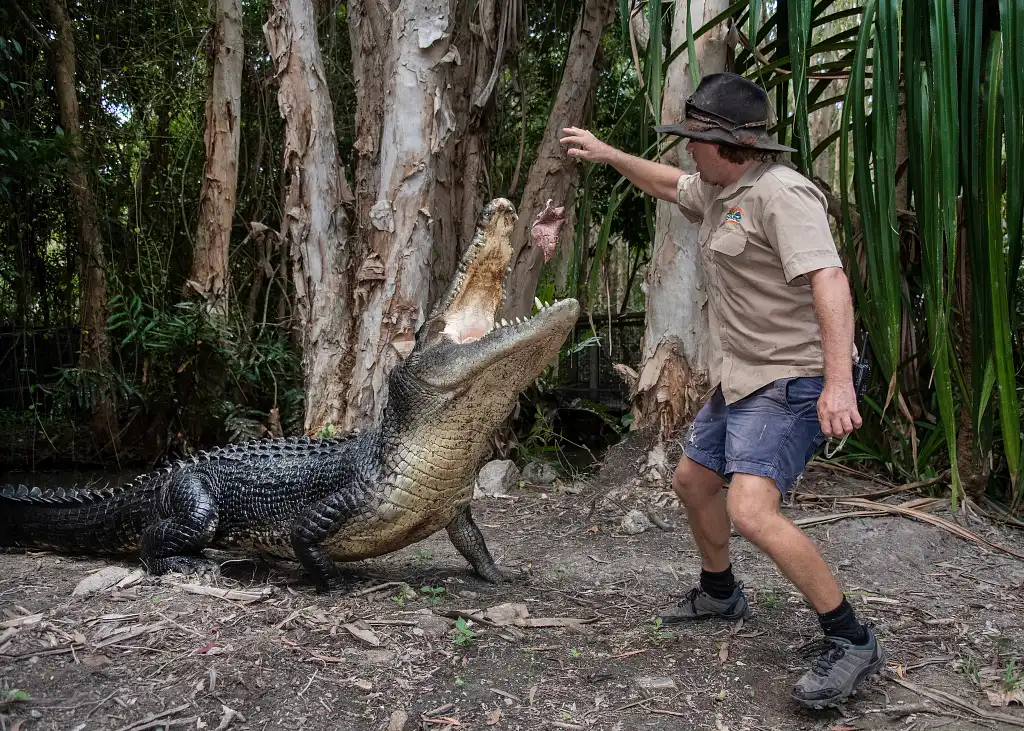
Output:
[0,477,161,554]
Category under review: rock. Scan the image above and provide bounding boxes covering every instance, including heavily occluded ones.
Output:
[476,459,520,496]
[521,461,558,486]
[635,676,677,696]
[352,649,395,666]
[412,610,455,639]
[644,443,668,474]
[387,710,409,731]
[620,509,651,535]
[72,566,133,597]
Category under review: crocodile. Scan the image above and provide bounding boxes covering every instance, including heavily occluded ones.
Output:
[0,198,580,592]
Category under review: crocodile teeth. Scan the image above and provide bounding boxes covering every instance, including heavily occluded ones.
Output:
[500,319,508,327]
[534,297,543,310]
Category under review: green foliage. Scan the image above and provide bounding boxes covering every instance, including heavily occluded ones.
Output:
[0,688,30,707]
[645,616,675,642]
[420,586,446,605]
[452,617,476,647]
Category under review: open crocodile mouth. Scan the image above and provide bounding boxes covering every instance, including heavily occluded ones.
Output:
[427,196,578,350]
[442,296,568,345]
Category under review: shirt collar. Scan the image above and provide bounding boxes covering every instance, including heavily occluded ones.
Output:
[715,160,773,202]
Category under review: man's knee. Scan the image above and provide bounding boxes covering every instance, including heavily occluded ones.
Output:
[672,457,723,506]
[726,475,782,540]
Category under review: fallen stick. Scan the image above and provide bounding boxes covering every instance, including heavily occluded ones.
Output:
[347,581,408,598]
[173,584,275,602]
[888,676,1024,728]
[0,644,84,662]
[793,475,945,503]
[0,613,43,630]
[836,498,1024,561]
[112,704,191,731]
[92,621,169,649]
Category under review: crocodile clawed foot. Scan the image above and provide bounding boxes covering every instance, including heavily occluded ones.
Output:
[314,576,350,594]
[475,566,510,584]
[149,555,221,577]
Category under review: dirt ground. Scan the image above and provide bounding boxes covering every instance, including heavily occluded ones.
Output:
[3,434,1024,731]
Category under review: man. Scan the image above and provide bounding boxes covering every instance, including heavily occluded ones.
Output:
[560,72,884,709]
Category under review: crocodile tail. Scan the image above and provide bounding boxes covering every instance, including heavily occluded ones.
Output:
[0,480,155,554]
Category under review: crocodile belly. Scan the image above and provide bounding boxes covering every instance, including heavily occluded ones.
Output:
[324,478,472,561]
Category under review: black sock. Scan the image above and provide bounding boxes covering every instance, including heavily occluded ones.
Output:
[700,565,737,600]
[818,596,868,644]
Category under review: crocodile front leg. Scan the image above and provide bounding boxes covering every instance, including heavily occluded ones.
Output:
[290,493,364,593]
[140,472,219,575]
[446,506,506,583]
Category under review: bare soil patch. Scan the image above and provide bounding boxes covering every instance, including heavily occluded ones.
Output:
[3,436,1024,730]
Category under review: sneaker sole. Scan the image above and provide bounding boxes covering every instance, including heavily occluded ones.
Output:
[791,647,886,711]
[658,607,751,625]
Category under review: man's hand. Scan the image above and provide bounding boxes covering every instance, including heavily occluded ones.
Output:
[559,127,682,202]
[560,127,615,164]
[817,380,862,438]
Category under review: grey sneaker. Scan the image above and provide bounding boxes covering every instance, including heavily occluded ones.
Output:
[658,586,751,624]
[791,628,885,709]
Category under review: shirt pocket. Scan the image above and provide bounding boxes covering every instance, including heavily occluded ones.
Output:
[708,229,748,257]
[707,229,750,292]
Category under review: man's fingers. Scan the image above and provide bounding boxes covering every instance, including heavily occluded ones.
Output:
[839,414,854,436]
[851,407,863,430]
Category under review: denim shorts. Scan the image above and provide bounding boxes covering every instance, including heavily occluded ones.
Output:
[681,377,826,494]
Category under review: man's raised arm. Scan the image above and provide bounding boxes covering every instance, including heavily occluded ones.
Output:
[560,127,682,203]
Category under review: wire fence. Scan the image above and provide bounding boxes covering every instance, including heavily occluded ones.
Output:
[557,312,645,411]
[0,327,80,411]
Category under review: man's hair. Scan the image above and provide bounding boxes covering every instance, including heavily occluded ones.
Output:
[717,144,781,165]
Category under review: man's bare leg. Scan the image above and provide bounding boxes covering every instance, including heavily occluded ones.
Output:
[661,456,749,622]
[671,456,729,572]
[725,473,843,612]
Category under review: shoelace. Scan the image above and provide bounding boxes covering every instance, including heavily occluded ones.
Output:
[680,586,702,609]
[799,638,848,677]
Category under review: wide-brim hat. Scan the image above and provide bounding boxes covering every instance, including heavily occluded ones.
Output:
[654,72,796,153]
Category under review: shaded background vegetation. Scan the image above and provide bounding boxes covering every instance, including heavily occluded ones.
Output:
[2,0,1023,516]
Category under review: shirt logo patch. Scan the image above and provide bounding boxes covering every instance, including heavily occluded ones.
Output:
[725,206,744,224]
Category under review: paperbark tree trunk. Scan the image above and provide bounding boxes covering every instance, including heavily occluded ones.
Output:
[264,0,355,434]
[343,0,461,431]
[191,0,243,318]
[449,0,509,271]
[502,0,617,319]
[632,0,730,440]
[47,0,117,443]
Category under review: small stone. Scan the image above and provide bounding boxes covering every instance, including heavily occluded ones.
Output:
[635,676,677,696]
[413,611,455,639]
[620,509,651,535]
[476,460,520,496]
[521,462,558,486]
[30,710,43,719]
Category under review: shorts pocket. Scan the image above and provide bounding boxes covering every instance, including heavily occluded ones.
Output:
[783,377,823,416]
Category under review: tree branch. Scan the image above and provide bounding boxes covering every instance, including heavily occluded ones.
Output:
[11,0,50,48]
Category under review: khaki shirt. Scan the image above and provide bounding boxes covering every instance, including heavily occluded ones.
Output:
[676,161,843,404]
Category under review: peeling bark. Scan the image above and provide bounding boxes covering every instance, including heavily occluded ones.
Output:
[633,0,730,440]
[449,0,504,274]
[264,0,355,434]
[47,0,117,442]
[503,0,617,319]
[344,0,461,431]
[191,0,243,318]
